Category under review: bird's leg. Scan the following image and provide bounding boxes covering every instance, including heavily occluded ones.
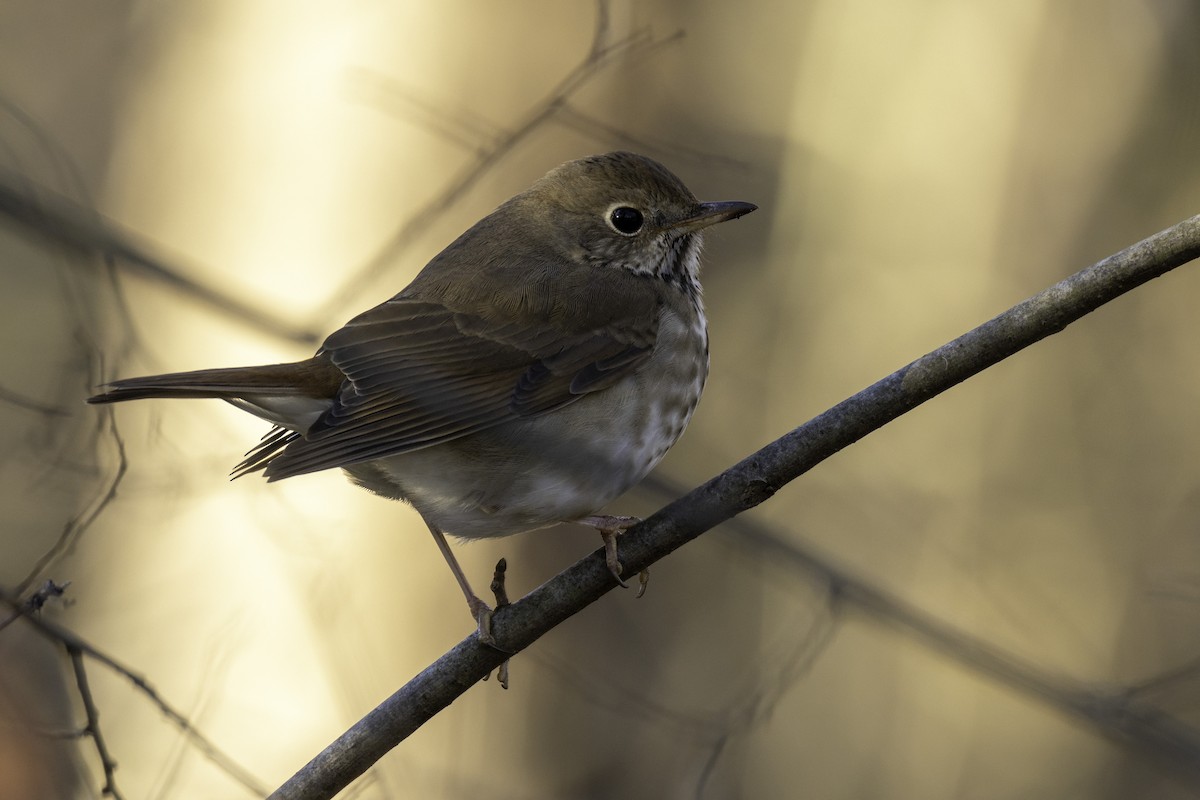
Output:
[576,515,650,596]
[428,524,499,646]
[481,558,510,689]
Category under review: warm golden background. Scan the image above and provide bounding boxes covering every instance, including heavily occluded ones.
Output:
[2,1,1199,798]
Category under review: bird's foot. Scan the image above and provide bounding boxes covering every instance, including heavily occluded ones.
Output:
[578,515,650,596]
[467,594,496,647]
[478,558,512,688]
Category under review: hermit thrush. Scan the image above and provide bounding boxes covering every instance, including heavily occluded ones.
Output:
[88,152,755,640]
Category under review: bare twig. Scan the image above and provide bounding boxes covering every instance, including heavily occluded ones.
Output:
[15,404,127,595]
[1,590,269,797]
[266,213,1200,797]
[0,579,69,633]
[0,87,268,800]
[68,645,125,800]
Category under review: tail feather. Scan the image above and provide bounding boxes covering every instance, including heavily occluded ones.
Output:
[87,360,343,404]
[87,358,343,474]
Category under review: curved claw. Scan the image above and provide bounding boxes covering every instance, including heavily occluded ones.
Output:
[599,529,631,588]
[636,568,650,599]
[580,516,640,590]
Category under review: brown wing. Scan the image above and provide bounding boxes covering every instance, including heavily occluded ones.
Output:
[260,295,658,481]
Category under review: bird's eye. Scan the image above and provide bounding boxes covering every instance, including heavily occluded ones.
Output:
[608,206,644,235]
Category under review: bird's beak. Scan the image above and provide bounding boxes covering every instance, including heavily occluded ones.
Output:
[670,200,758,233]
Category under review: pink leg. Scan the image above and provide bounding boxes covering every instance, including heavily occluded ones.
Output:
[428,524,496,644]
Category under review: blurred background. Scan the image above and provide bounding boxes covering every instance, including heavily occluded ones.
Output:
[2,1,1199,797]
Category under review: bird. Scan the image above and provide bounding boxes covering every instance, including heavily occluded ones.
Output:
[88,151,756,641]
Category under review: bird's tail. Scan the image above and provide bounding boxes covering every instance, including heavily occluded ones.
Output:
[87,359,343,405]
[86,363,321,404]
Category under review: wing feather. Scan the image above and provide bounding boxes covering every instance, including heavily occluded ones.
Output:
[262,288,660,481]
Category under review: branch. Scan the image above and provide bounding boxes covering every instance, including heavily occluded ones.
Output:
[719,512,1200,782]
[0,169,322,346]
[14,404,127,596]
[268,214,1200,799]
[322,4,686,320]
[1,589,269,798]
[68,645,125,800]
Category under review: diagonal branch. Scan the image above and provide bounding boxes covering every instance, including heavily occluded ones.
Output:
[726,515,1200,784]
[268,214,1200,799]
[0,170,322,346]
[318,5,685,320]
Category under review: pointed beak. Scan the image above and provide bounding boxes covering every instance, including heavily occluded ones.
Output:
[670,200,758,233]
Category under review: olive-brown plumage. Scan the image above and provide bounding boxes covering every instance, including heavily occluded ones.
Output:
[89,151,756,635]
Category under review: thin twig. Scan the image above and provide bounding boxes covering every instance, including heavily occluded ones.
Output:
[266,214,1200,797]
[1,591,269,797]
[69,644,126,799]
[15,404,127,595]
[0,579,68,633]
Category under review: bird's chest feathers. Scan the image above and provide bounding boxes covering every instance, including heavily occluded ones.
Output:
[599,302,709,466]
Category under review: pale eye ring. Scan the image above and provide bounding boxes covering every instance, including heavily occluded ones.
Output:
[608,205,644,235]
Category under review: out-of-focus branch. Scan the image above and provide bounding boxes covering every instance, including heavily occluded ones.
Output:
[713,508,1200,783]
[14,405,127,596]
[326,9,687,320]
[0,170,321,347]
[267,211,1200,800]
[0,587,269,798]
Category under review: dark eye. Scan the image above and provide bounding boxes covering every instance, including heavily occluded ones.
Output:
[609,206,644,235]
